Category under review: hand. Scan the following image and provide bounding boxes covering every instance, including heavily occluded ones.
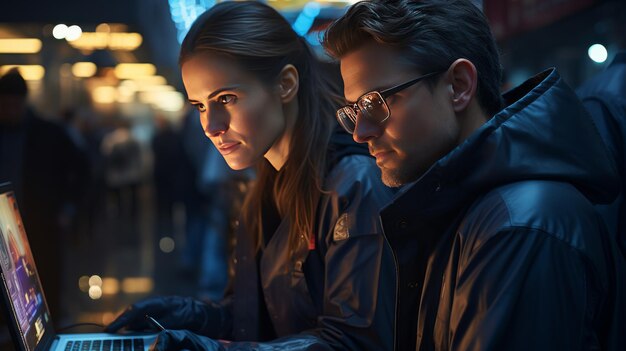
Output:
[105,296,217,333]
[149,330,226,351]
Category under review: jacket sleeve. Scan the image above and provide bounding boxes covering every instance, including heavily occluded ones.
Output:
[448,227,605,351]
[200,294,234,340]
[315,156,396,350]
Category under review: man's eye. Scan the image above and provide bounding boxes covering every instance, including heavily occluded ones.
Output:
[218,95,237,105]
[385,94,399,106]
[194,104,206,112]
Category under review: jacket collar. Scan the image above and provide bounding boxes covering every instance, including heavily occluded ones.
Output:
[384,68,619,218]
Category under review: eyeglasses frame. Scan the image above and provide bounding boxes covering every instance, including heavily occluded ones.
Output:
[336,70,443,133]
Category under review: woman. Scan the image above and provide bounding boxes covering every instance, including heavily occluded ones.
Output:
[106,2,396,350]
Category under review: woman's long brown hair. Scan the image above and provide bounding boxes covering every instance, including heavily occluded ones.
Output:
[180,1,340,255]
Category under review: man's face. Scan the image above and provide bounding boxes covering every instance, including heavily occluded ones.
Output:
[340,42,461,187]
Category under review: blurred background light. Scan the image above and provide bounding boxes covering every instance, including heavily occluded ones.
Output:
[168,0,216,43]
[139,90,185,112]
[588,43,608,63]
[67,32,109,50]
[88,285,103,300]
[159,236,175,253]
[52,24,68,39]
[293,2,321,36]
[92,86,118,104]
[0,65,45,80]
[114,63,156,79]
[117,85,136,103]
[78,275,90,292]
[109,32,143,50]
[101,278,120,295]
[0,38,42,53]
[96,23,111,33]
[302,1,321,17]
[88,275,103,287]
[65,25,83,41]
[131,75,167,88]
[71,62,98,78]
[121,277,154,294]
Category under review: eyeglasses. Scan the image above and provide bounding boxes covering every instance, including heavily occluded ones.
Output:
[336,71,442,134]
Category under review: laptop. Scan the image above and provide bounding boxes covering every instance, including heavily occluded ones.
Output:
[0,183,157,351]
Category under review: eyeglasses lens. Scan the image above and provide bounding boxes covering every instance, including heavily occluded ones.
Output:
[358,92,389,122]
[337,106,357,133]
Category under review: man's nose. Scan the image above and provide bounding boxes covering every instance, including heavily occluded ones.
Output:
[353,113,383,143]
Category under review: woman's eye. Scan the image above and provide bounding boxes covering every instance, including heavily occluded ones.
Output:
[218,95,237,105]
[194,104,206,112]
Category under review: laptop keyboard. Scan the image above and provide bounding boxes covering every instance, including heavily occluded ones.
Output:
[64,338,145,351]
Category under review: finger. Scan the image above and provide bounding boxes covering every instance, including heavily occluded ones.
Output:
[155,330,173,351]
[104,308,138,333]
[148,340,158,351]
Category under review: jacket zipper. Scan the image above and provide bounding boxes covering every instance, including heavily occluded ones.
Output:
[380,216,399,351]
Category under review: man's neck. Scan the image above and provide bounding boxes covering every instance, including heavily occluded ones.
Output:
[457,103,489,145]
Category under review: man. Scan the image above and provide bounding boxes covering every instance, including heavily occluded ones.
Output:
[324,0,625,350]
[577,51,626,257]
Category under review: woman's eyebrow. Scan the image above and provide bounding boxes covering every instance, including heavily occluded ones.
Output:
[188,85,241,103]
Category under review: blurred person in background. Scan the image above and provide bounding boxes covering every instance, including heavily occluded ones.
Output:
[0,68,90,323]
[105,1,396,350]
[151,114,187,243]
[100,118,145,242]
[577,11,626,258]
[59,108,93,246]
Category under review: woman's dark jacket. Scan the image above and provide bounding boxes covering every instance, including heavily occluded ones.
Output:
[207,130,397,350]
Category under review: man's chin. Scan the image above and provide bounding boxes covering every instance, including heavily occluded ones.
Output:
[381,168,409,188]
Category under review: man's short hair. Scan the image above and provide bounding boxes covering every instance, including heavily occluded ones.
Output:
[323,0,504,116]
[0,68,28,97]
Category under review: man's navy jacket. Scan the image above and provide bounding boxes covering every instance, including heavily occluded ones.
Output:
[382,68,625,350]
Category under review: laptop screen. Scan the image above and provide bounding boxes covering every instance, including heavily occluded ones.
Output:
[0,188,53,351]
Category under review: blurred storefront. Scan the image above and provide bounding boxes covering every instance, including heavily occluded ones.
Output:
[484,0,625,87]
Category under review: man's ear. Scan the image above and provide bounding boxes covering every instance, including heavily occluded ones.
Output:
[446,58,478,112]
[277,64,299,103]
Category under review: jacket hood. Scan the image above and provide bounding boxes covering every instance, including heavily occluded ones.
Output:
[396,68,620,216]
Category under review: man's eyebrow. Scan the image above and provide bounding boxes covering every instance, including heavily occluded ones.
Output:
[345,85,388,104]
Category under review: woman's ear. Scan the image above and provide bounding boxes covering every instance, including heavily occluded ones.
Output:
[277,64,299,103]
[447,58,478,112]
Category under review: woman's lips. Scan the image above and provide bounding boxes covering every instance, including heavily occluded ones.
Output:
[217,142,241,155]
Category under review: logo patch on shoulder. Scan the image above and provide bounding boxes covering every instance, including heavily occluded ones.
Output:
[334,213,350,241]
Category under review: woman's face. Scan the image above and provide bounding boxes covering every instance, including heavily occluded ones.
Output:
[181,53,289,170]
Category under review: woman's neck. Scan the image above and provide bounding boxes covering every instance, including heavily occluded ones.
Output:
[265,99,298,170]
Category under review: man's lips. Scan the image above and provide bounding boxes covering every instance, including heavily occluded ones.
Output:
[370,147,391,157]
[371,149,393,163]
